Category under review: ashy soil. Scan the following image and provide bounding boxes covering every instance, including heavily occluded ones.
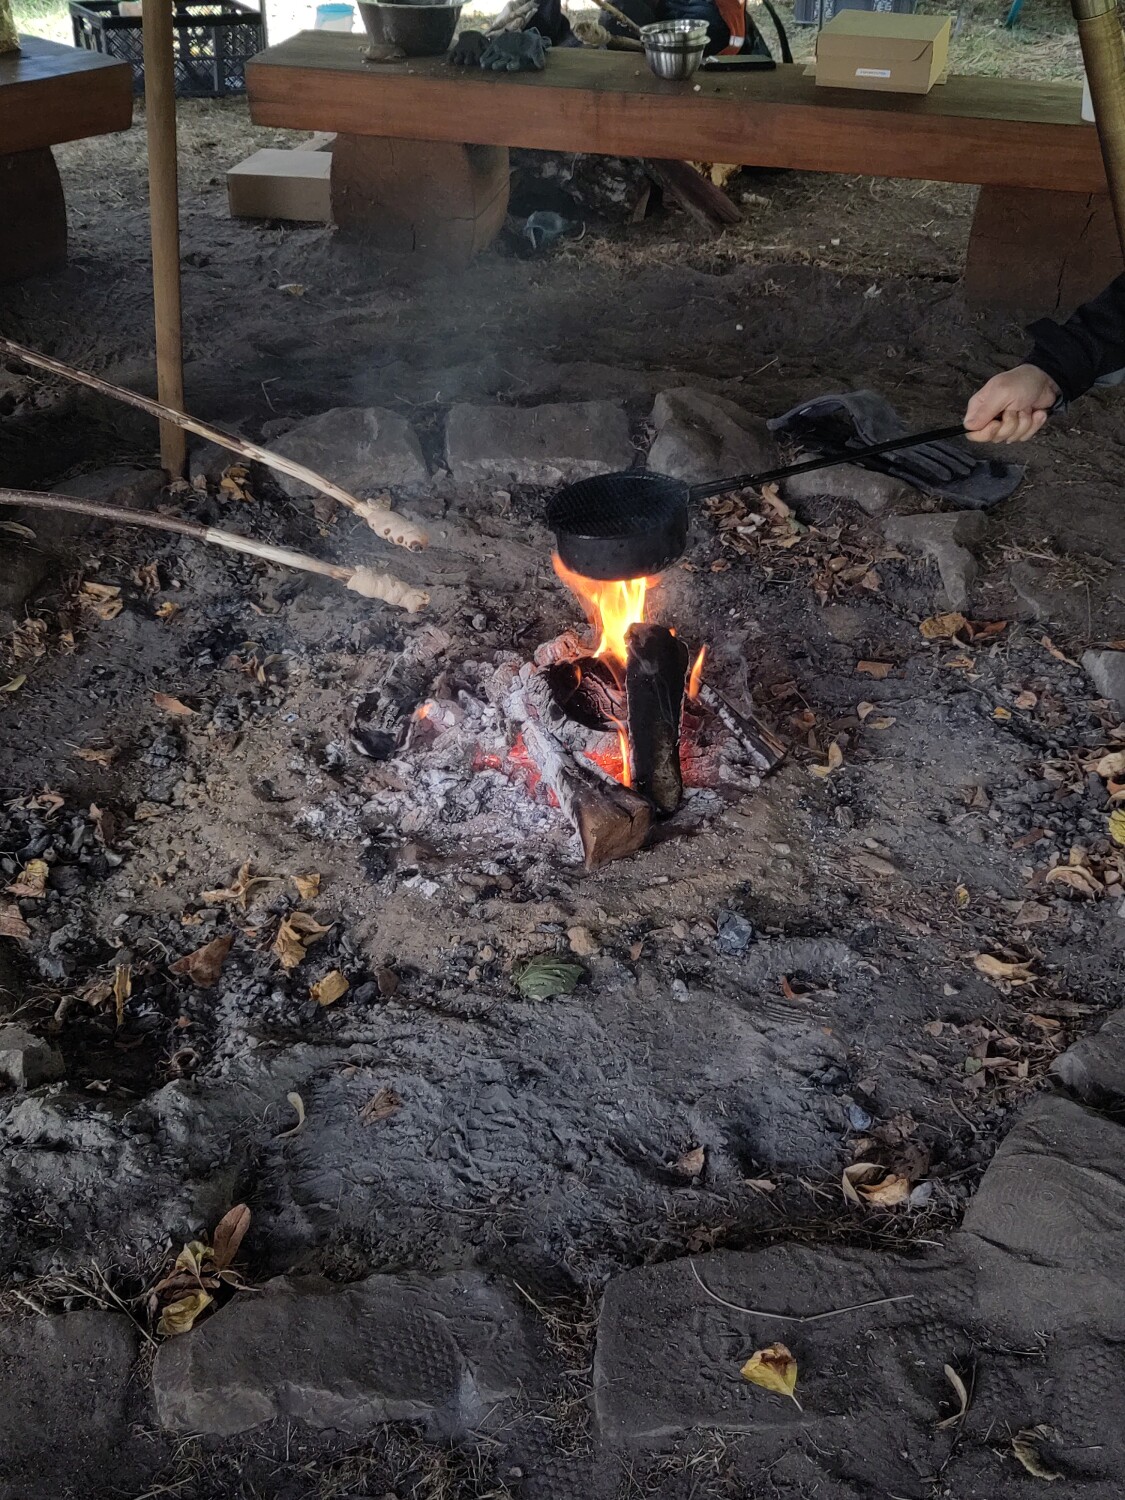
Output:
[0,53,1124,1499]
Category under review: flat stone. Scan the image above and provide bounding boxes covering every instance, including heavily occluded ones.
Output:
[153,1270,537,1439]
[0,1024,65,1089]
[883,511,989,610]
[782,464,911,516]
[188,439,237,486]
[0,1312,148,1500]
[647,388,777,485]
[445,401,632,487]
[1082,649,1125,711]
[60,465,165,509]
[1051,1007,1125,1108]
[270,407,428,497]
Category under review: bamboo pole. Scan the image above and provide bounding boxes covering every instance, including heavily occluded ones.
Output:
[1073,0,1125,261]
[142,0,187,478]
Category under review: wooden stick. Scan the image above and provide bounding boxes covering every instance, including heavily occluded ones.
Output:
[0,490,428,612]
[0,338,427,554]
[141,0,187,479]
[644,160,742,230]
[520,719,652,870]
[697,684,786,772]
[587,0,644,36]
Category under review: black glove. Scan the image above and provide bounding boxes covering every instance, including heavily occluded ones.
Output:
[768,390,1023,509]
[448,29,487,65]
[479,29,551,70]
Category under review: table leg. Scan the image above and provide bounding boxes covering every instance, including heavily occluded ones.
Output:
[0,148,66,286]
[331,136,509,267]
[965,185,1123,313]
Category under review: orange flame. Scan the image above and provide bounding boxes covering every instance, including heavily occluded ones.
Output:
[553,555,648,666]
[688,646,706,700]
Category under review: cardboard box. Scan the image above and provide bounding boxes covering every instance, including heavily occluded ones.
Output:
[227,149,332,223]
[815,12,951,95]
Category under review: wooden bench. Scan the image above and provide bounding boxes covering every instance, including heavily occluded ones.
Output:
[246,33,1118,310]
[0,36,133,284]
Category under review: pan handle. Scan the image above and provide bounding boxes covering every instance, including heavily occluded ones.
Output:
[687,423,970,503]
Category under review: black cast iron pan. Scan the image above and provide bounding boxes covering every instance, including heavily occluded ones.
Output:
[548,422,967,579]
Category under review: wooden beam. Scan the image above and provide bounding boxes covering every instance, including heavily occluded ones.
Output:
[0,149,66,285]
[247,38,1107,195]
[0,36,132,154]
[966,185,1124,311]
[141,0,186,478]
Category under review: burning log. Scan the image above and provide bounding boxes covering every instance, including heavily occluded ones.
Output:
[697,683,786,773]
[625,623,688,815]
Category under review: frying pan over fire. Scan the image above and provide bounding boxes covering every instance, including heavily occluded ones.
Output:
[547,423,968,580]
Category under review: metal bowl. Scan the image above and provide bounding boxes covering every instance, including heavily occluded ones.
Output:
[358,0,462,57]
[640,19,709,81]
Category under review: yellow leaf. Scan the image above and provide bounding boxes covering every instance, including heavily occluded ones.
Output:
[80,582,123,620]
[6,859,48,899]
[153,692,195,717]
[741,1343,801,1408]
[1012,1426,1062,1482]
[954,884,970,909]
[155,601,180,621]
[274,911,332,971]
[1109,809,1125,848]
[292,872,321,902]
[157,1289,213,1337]
[1,675,26,693]
[810,740,844,779]
[920,612,968,641]
[842,1161,911,1208]
[993,706,1012,721]
[973,953,1034,985]
[113,963,132,1028]
[310,969,349,1006]
[1044,864,1103,898]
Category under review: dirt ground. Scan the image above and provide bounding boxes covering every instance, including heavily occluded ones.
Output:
[2,29,1125,1497]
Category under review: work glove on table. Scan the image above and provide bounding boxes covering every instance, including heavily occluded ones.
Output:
[448,28,487,64]
[480,28,551,69]
[768,389,1023,508]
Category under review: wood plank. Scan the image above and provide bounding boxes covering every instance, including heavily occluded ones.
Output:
[965,186,1124,312]
[0,35,133,153]
[247,34,1106,194]
[0,148,66,285]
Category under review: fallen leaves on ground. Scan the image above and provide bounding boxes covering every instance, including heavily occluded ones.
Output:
[171,933,234,988]
[219,464,253,502]
[936,1364,970,1429]
[920,611,968,641]
[1012,1426,1062,1481]
[89,803,116,848]
[973,953,1035,986]
[1041,634,1079,667]
[203,861,273,910]
[133,562,161,596]
[809,740,844,779]
[1014,690,1038,710]
[276,1091,306,1138]
[274,912,332,970]
[149,1203,252,1336]
[113,964,131,1027]
[673,1145,705,1178]
[292,872,321,901]
[1,674,26,693]
[1044,850,1103,898]
[6,859,47,899]
[841,1161,911,1208]
[153,691,195,717]
[158,1290,212,1337]
[310,969,349,1006]
[1095,750,1125,779]
[155,601,180,621]
[0,904,30,940]
[360,1086,402,1125]
[855,660,893,679]
[79,582,123,621]
[741,1344,801,1409]
[72,744,119,766]
[515,955,585,1000]
[1109,809,1125,848]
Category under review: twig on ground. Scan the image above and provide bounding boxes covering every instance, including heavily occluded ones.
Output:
[689,1260,914,1322]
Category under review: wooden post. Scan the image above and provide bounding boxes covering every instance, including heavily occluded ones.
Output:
[1072,0,1125,263]
[142,0,186,477]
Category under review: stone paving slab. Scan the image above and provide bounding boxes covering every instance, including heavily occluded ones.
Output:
[153,1270,538,1439]
[444,401,632,487]
[270,406,429,496]
[1051,1007,1125,1109]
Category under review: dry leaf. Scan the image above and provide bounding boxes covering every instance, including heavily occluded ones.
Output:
[741,1343,801,1409]
[993,706,1012,721]
[1095,750,1125,779]
[274,911,332,970]
[856,660,892,679]
[973,953,1034,985]
[292,872,321,901]
[1041,634,1079,668]
[673,1145,705,1178]
[155,601,180,621]
[954,884,970,909]
[211,1204,251,1271]
[310,969,349,1006]
[1044,864,1103,898]
[968,619,1008,642]
[73,744,118,766]
[857,701,875,721]
[219,464,253,502]
[920,611,969,641]
[868,715,895,730]
[88,803,116,849]
[203,861,272,910]
[1,675,26,693]
[133,562,161,596]
[360,1086,402,1125]
[1014,690,1038,710]
[0,904,30,941]
[946,655,975,671]
[153,692,195,717]
[842,1161,911,1207]
[1109,809,1125,848]
[276,1091,306,1138]
[113,964,132,1028]
[759,482,793,521]
[80,582,123,621]
[936,1363,970,1429]
[1012,1426,1062,1482]
[171,933,234,988]
[157,1289,213,1337]
[810,740,844,779]
[6,859,48,899]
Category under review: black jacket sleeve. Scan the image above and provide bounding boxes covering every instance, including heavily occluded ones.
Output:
[1027,274,1125,402]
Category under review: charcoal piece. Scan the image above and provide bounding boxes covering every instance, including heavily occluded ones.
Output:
[543,655,623,732]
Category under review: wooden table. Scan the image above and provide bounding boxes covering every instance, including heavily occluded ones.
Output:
[247,33,1118,307]
[0,36,133,283]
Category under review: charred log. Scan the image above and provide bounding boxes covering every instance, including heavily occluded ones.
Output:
[520,720,652,870]
[625,623,689,815]
[697,683,786,773]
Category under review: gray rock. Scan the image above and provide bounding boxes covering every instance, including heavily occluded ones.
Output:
[1082,649,1125,711]
[270,407,428,497]
[445,401,632,487]
[188,440,236,486]
[0,1025,65,1089]
[0,1312,148,1500]
[1051,1006,1125,1108]
[60,465,165,509]
[647,388,777,485]
[152,1271,537,1439]
[782,464,911,516]
[883,511,989,610]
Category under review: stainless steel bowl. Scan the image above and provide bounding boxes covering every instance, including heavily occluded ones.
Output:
[640,19,709,80]
[358,0,462,57]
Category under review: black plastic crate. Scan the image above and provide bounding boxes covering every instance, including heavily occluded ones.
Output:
[70,0,266,98]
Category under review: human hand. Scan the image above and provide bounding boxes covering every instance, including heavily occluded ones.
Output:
[448,28,487,64]
[963,364,1060,443]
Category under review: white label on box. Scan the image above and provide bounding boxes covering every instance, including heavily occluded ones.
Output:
[855,67,892,77]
